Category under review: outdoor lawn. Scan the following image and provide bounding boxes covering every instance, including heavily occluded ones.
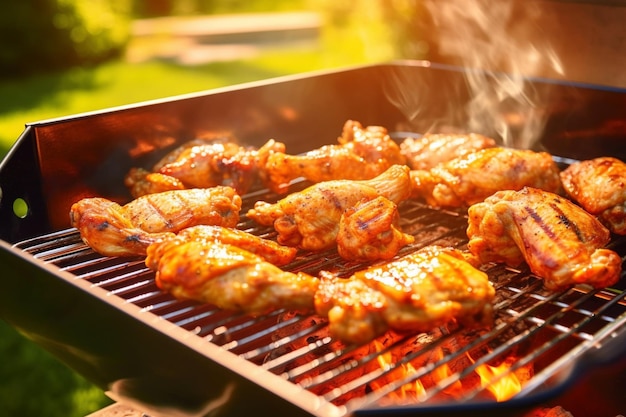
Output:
[0,6,400,416]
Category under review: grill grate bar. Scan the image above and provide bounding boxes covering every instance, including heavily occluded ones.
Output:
[68,258,148,281]
[13,228,83,253]
[259,329,333,370]
[241,317,329,362]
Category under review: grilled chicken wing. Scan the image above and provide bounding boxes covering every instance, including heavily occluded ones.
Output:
[125,138,285,197]
[315,246,495,344]
[145,225,297,268]
[147,240,318,315]
[466,187,621,291]
[124,169,186,197]
[70,187,242,257]
[336,196,414,261]
[263,120,406,193]
[400,133,497,170]
[410,147,562,208]
[247,165,412,251]
[560,156,626,235]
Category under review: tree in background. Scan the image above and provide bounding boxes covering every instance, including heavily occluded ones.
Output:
[0,0,132,78]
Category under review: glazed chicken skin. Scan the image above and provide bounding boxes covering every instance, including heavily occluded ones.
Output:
[410,147,562,208]
[147,239,318,315]
[125,138,285,197]
[314,246,495,345]
[247,164,412,251]
[336,196,414,261]
[466,187,622,291]
[145,225,297,268]
[400,132,497,170]
[70,187,242,257]
[263,120,406,194]
[560,156,626,235]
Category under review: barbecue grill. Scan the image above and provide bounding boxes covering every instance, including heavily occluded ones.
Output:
[1,61,625,416]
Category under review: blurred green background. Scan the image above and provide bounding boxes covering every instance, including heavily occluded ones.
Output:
[0,0,427,416]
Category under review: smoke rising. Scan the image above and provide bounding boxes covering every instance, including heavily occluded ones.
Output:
[388,0,566,149]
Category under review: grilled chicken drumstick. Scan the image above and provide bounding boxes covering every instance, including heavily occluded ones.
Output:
[147,239,318,315]
[70,187,242,257]
[410,147,562,208]
[336,196,414,261]
[400,132,497,170]
[247,164,412,251]
[263,120,406,194]
[145,225,297,268]
[560,156,626,235]
[125,138,285,197]
[315,246,495,345]
[466,187,622,291]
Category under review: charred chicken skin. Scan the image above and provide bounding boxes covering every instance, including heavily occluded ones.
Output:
[125,138,285,197]
[466,187,622,291]
[314,246,495,345]
[145,225,297,268]
[70,187,242,257]
[263,120,406,194]
[247,164,412,251]
[560,156,626,235]
[336,196,414,261]
[410,147,562,208]
[147,239,318,315]
[400,132,497,170]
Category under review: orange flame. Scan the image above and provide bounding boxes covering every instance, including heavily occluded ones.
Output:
[468,353,522,402]
[372,342,526,404]
[373,341,426,400]
[431,348,463,397]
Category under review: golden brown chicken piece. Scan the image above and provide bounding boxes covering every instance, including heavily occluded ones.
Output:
[125,138,285,197]
[145,225,297,269]
[263,120,406,194]
[466,187,622,291]
[314,246,495,345]
[70,187,242,257]
[247,165,412,251]
[336,196,414,261]
[400,132,497,170]
[560,157,626,235]
[410,147,562,208]
[147,240,318,315]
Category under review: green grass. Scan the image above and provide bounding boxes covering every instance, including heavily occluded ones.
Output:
[0,20,393,156]
[0,18,394,416]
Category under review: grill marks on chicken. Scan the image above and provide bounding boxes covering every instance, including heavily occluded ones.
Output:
[247,165,412,251]
[560,156,626,235]
[147,239,318,315]
[400,132,497,170]
[145,225,297,268]
[70,187,242,257]
[314,246,495,345]
[263,120,406,194]
[125,138,285,197]
[336,196,414,261]
[467,187,622,291]
[410,147,562,208]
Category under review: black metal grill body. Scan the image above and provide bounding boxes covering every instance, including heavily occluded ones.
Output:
[1,61,625,416]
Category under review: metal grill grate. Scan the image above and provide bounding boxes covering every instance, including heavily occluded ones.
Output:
[12,190,626,413]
